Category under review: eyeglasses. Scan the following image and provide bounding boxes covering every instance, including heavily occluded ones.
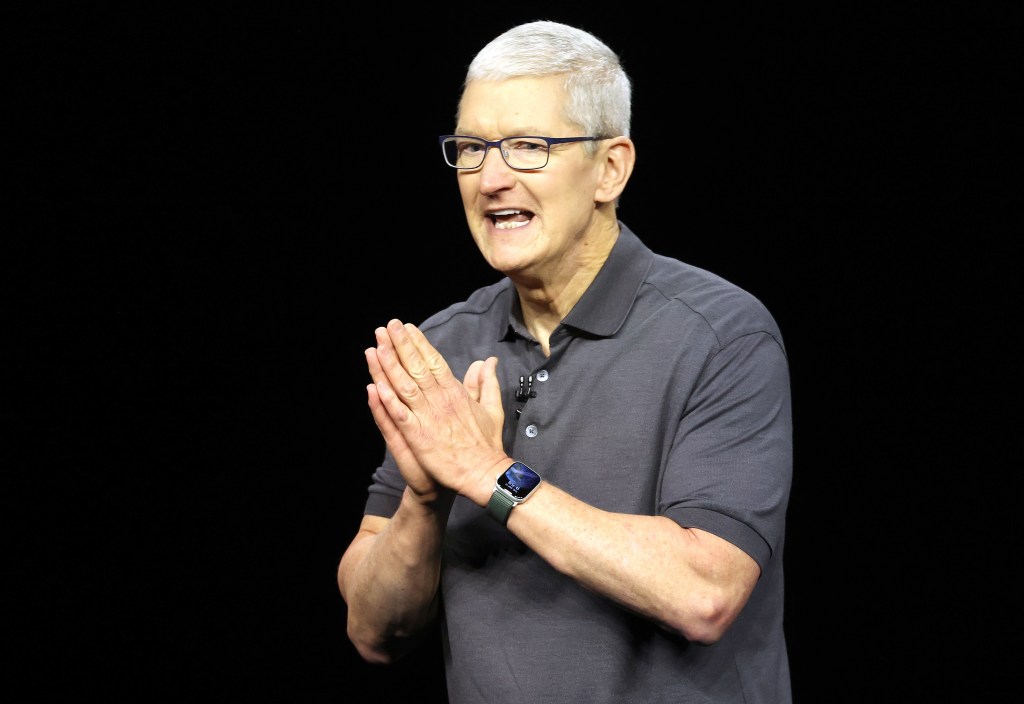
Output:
[438,135,604,171]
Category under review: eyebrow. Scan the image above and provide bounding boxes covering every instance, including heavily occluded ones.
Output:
[453,128,549,138]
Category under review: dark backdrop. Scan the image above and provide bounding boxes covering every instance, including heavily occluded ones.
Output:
[13,3,1019,702]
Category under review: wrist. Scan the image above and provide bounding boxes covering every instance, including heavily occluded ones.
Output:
[471,456,516,507]
[400,485,456,516]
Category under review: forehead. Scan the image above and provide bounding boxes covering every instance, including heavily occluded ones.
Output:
[457,75,571,135]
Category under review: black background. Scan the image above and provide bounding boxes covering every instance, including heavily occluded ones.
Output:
[12,3,1020,702]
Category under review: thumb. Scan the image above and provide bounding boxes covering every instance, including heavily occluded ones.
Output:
[463,357,505,449]
[463,359,487,402]
[477,356,503,416]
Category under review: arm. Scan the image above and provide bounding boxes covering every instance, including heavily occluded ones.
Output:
[337,326,505,662]
[500,486,758,643]
[366,319,766,644]
[337,492,450,664]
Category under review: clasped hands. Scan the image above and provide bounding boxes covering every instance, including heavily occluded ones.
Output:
[365,319,509,505]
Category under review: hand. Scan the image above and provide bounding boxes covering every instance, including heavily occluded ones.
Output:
[366,319,508,501]
[366,345,439,501]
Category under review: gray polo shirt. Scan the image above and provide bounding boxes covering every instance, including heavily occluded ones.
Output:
[362,223,793,704]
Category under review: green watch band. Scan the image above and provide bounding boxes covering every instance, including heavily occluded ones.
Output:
[486,488,517,525]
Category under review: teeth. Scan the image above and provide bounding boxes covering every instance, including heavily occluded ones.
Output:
[492,209,521,216]
[495,219,529,230]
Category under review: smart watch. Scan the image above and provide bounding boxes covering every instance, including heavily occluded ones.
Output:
[486,461,542,526]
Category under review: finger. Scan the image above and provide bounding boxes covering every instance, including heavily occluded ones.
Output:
[366,347,417,429]
[367,342,415,408]
[365,381,414,461]
[366,381,398,438]
[384,319,441,392]
[401,322,459,388]
[373,324,429,409]
[370,368,414,427]
[365,345,387,386]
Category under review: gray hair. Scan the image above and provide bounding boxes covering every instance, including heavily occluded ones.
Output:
[459,20,632,146]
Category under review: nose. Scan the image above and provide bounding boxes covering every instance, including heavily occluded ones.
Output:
[477,144,516,193]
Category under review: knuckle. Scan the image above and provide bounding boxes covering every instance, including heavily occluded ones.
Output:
[397,378,420,398]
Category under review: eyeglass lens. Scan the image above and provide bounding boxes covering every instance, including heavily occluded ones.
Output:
[442,137,550,169]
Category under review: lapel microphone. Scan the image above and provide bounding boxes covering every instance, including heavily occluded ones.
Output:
[516,375,537,403]
[515,375,538,418]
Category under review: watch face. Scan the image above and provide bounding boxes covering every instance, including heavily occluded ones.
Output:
[497,461,541,500]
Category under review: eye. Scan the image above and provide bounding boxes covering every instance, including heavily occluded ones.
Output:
[458,140,485,155]
[506,138,547,152]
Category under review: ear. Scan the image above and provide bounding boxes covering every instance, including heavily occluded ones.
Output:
[594,136,636,204]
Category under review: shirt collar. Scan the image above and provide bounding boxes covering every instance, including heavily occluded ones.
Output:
[501,222,654,341]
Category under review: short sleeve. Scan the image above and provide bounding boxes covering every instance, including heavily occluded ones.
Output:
[661,331,792,568]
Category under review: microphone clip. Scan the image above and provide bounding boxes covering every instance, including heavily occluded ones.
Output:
[515,375,537,403]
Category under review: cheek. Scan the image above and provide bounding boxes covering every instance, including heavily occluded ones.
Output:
[551,175,595,214]
[552,162,595,194]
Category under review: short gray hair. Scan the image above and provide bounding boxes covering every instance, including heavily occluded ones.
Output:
[459,20,632,145]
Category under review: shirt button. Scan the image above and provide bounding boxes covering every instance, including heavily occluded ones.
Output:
[524,424,538,437]
[536,369,549,382]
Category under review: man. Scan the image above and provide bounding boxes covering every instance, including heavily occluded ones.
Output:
[338,20,793,703]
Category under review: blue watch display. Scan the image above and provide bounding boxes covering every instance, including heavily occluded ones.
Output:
[486,461,541,525]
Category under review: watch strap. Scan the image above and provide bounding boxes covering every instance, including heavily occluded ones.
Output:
[486,486,517,526]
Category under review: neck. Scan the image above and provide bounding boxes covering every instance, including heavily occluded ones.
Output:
[513,217,620,355]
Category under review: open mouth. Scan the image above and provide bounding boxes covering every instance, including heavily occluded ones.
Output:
[489,209,533,230]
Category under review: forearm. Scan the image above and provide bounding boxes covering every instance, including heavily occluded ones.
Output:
[507,482,759,644]
[337,489,452,663]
